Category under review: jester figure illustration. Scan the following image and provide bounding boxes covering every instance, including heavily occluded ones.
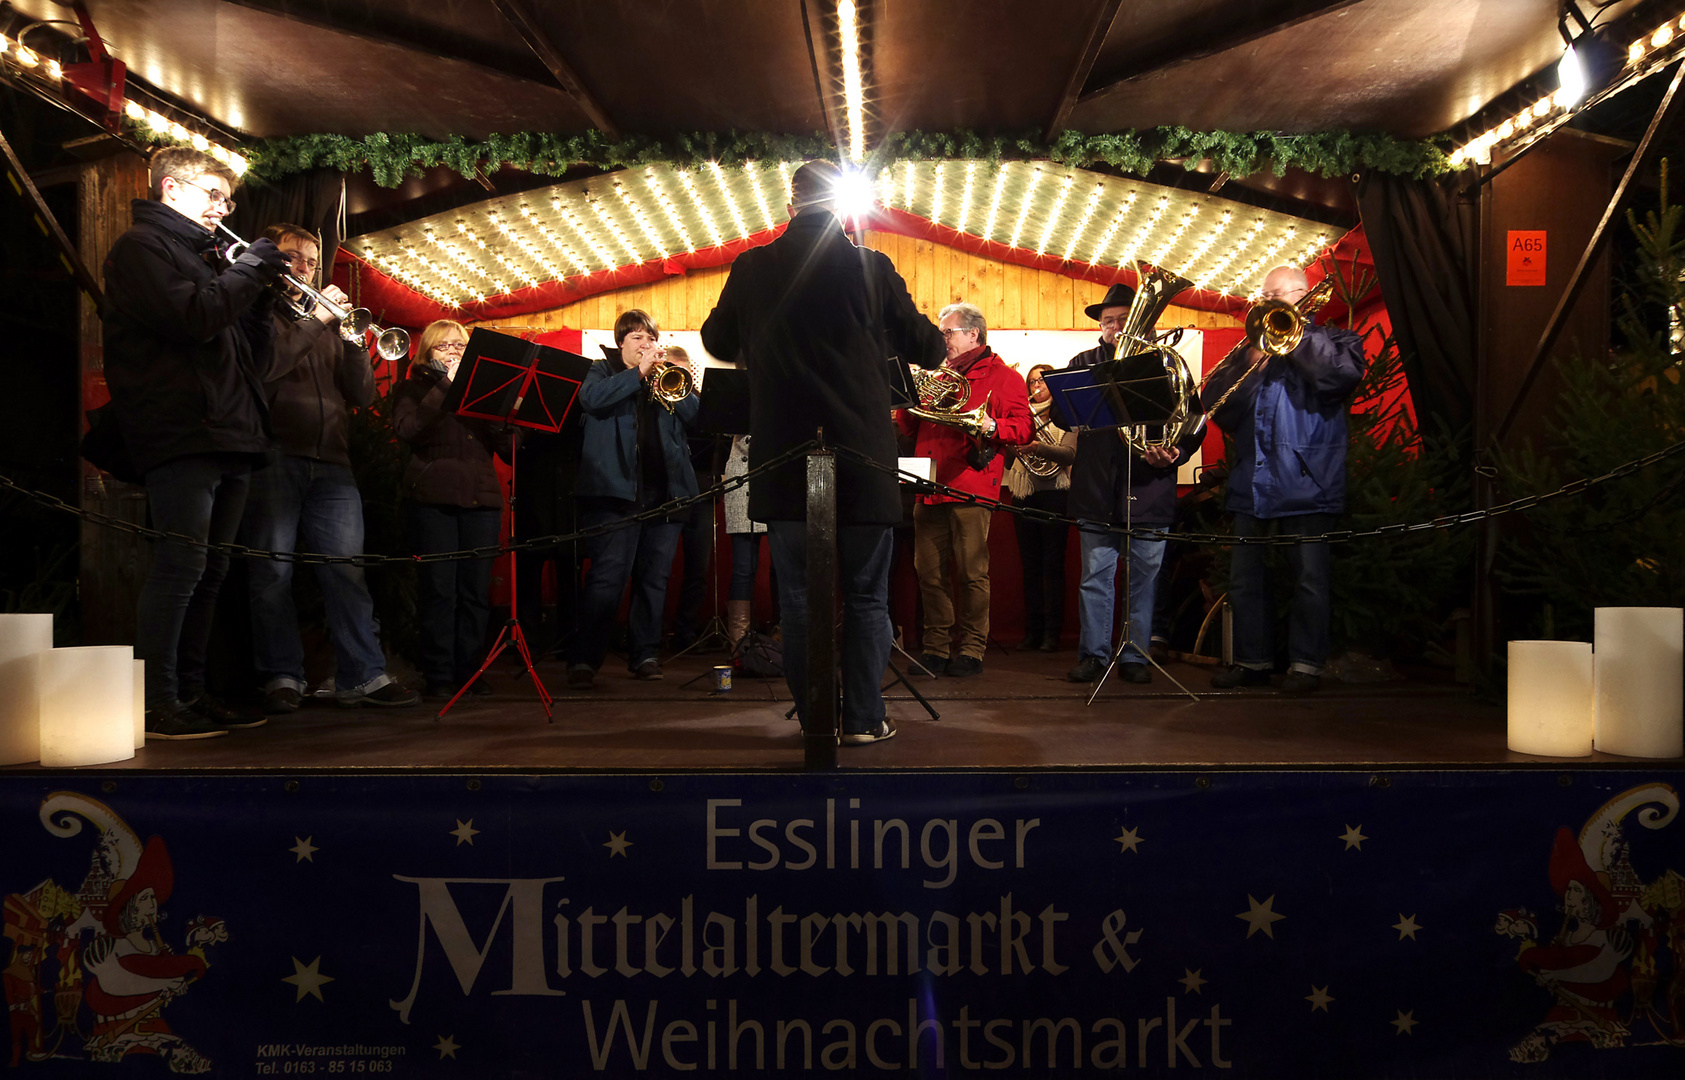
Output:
[1501,782,1685,1062]
[2,792,228,1073]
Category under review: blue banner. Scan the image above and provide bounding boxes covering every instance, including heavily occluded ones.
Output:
[3,770,1683,1077]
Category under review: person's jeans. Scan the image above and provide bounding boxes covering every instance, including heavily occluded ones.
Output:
[137,454,252,709]
[1013,489,1069,641]
[1229,511,1335,675]
[768,521,893,735]
[911,502,992,660]
[569,502,683,671]
[406,502,500,688]
[1077,526,1167,665]
[730,533,762,602]
[241,457,387,694]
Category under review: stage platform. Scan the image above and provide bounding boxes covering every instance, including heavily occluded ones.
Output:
[8,644,1675,773]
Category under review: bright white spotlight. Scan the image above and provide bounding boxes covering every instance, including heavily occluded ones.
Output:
[833,168,877,224]
[1558,44,1587,108]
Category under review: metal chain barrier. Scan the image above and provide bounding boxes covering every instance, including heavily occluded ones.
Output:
[6,434,1684,560]
[0,440,823,567]
[830,437,1685,547]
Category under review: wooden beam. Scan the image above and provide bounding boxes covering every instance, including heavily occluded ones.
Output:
[1078,0,1364,104]
[1044,0,1124,143]
[487,0,620,139]
[215,0,561,101]
[0,125,104,306]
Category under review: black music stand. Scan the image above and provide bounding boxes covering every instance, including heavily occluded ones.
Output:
[673,368,751,677]
[436,329,591,722]
[1045,359,1198,704]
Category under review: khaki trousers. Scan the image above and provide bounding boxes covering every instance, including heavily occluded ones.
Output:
[913,502,992,659]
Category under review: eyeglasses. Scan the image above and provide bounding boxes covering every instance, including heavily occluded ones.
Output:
[1099,316,1125,329]
[433,342,467,352]
[1260,288,1307,301]
[282,251,320,272]
[178,178,235,212]
[940,327,974,337]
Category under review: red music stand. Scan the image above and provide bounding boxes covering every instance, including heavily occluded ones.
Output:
[435,329,591,722]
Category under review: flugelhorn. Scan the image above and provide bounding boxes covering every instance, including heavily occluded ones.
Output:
[216,224,411,362]
[645,350,694,412]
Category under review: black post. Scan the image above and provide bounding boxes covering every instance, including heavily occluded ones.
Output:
[804,446,838,770]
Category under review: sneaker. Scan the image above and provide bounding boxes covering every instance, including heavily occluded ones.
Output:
[1066,656,1106,683]
[946,655,983,678]
[1210,665,1272,689]
[916,653,948,677]
[841,720,898,745]
[567,664,596,690]
[262,686,303,714]
[340,681,422,708]
[1279,670,1321,695]
[145,704,229,742]
[632,658,663,680]
[182,693,266,730]
[1120,662,1153,684]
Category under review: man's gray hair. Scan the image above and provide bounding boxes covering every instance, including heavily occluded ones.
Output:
[939,301,987,345]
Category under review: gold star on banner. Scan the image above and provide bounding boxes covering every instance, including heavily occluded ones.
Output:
[434,1035,461,1060]
[283,956,334,1003]
[1393,914,1423,940]
[1236,894,1287,939]
[1306,985,1334,1012]
[450,819,480,846]
[290,837,318,863]
[1392,1009,1419,1035]
[1178,968,1207,994]
[1339,824,1367,851]
[1114,826,1144,853]
[604,831,633,857]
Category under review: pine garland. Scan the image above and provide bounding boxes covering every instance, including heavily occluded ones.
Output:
[130,123,1449,186]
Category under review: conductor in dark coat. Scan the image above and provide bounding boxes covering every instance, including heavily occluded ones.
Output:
[701,160,944,744]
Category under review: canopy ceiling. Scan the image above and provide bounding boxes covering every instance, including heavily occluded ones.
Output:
[5,0,1648,142]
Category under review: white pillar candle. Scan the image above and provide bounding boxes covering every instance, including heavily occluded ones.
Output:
[38,646,136,767]
[133,659,146,750]
[0,613,54,765]
[1594,607,1684,759]
[1507,640,1594,757]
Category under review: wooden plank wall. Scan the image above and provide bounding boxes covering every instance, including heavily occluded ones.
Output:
[477,232,1241,335]
[77,151,152,645]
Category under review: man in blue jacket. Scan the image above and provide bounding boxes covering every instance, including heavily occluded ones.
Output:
[1202,266,1366,694]
[566,310,701,686]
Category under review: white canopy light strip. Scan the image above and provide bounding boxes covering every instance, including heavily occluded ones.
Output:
[352,161,1338,307]
[837,1,867,162]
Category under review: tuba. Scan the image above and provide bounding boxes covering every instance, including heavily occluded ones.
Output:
[1108,261,1202,455]
[646,352,694,413]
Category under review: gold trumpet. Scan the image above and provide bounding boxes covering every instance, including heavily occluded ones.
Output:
[645,351,694,413]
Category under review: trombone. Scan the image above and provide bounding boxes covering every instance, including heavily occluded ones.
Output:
[216,224,411,362]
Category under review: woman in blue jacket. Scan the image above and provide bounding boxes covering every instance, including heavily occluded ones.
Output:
[566,310,701,687]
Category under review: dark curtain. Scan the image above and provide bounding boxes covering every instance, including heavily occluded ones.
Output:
[1355,172,1479,437]
[223,167,344,274]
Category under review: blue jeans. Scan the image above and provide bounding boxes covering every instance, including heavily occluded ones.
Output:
[730,533,762,602]
[241,457,387,694]
[1077,526,1167,665]
[570,502,683,670]
[137,454,252,708]
[407,503,501,688]
[768,522,893,735]
[1229,512,1335,675]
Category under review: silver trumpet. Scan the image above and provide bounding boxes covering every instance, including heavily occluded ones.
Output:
[217,224,411,361]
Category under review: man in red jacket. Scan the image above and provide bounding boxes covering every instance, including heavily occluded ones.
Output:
[896,303,1032,676]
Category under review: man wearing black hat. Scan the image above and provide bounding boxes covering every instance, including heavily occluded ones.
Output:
[1059,283,1200,685]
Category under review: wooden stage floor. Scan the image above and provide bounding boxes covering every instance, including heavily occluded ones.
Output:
[12,645,1677,774]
